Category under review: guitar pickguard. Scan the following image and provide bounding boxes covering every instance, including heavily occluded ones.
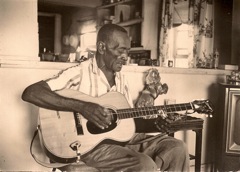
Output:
[86,109,118,134]
[73,112,84,135]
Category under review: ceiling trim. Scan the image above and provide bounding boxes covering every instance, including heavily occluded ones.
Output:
[38,0,102,8]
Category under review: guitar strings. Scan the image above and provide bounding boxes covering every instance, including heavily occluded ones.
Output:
[110,103,193,119]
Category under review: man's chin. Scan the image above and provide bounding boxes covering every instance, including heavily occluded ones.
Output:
[113,64,123,72]
[116,65,123,72]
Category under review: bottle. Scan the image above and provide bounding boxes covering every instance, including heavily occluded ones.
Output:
[41,48,46,61]
[120,11,123,22]
[214,49,219,69]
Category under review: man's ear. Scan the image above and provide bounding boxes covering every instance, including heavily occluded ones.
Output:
[97,41,106,55]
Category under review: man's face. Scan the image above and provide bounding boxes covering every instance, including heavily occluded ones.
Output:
[103,31,131,72]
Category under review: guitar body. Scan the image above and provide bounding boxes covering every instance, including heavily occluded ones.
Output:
[37,89,213,163]
[38,90,135,163]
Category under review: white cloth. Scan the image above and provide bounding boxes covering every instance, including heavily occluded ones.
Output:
[45,57,133,108]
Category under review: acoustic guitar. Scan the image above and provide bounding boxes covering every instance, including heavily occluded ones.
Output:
[37,89,213,163]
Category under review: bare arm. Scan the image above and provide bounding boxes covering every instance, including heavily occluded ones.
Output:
[22,81,111,129]
[22,81,82,111]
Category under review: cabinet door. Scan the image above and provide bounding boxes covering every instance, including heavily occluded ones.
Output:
[226,89,240,154]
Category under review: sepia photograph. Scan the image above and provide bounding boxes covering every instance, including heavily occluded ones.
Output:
[0,0,239,171]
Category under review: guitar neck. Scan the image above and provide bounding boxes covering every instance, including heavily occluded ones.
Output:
[116,103,193,119]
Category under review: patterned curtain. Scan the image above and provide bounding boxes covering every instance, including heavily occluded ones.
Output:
[190,0,214,68]
[159,0,214,68]
[159,0,174,67]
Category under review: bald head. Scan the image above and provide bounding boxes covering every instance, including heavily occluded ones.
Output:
[95,24,131,73]
[97,24,128,47]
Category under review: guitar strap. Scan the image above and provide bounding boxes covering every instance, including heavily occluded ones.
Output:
[30,128,72,168]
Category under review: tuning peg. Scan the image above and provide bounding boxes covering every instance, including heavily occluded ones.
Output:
[205,114,213,118]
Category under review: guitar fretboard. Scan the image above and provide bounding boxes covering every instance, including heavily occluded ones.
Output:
[115,103,193,119]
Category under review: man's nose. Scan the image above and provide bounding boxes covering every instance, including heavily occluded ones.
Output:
[118,54,128,61]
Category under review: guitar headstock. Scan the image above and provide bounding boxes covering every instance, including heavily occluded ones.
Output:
[191,99,214,117]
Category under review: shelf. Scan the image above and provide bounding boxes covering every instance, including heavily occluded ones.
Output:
[96,18,143,29]
[0,59,233,76]
[97,0,134,9]
[116,18,143,27]
[96,0,143,49]
[130,47,144,51]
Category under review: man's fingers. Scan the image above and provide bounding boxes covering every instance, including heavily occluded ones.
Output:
[87,115,108,129]
[96,108,112,125]
[81,103,112,129]
[90,109,112,129]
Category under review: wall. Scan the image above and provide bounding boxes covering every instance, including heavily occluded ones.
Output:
[0,68,53,171]
[141,0,160,60]
[231,0,240,66]
[0,0,38,61]
[213,0,233,65]
[0,64,230,171]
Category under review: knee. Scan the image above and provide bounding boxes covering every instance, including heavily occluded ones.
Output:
[173,139,188,155]
[157,137,189,159]
[156,139,190,171]
[135,154,158,172]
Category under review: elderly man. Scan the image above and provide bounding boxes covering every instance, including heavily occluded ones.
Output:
[22,24,189,171]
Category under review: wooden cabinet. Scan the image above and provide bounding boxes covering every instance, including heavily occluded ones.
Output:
[96,0,160,60]
[96,0,143,48]
[215,83,240,171]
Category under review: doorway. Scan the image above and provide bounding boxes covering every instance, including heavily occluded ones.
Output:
[38,15,55,55]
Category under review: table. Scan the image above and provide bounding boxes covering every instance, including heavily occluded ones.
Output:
[168,116,204,172]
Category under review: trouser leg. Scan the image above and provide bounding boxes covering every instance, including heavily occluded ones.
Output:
[81,143,158,172]
[140,135,190,171]
[57,135,189,172]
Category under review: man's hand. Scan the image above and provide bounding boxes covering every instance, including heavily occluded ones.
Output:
[80,102,112,130]
[154,113,185,133]
[154,116,172,133]
[135,91,154,108]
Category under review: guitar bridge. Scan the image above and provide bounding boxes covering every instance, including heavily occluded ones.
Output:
[70,141,81,163]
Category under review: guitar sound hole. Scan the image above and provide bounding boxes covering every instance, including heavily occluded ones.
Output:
[87,109,118,134]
